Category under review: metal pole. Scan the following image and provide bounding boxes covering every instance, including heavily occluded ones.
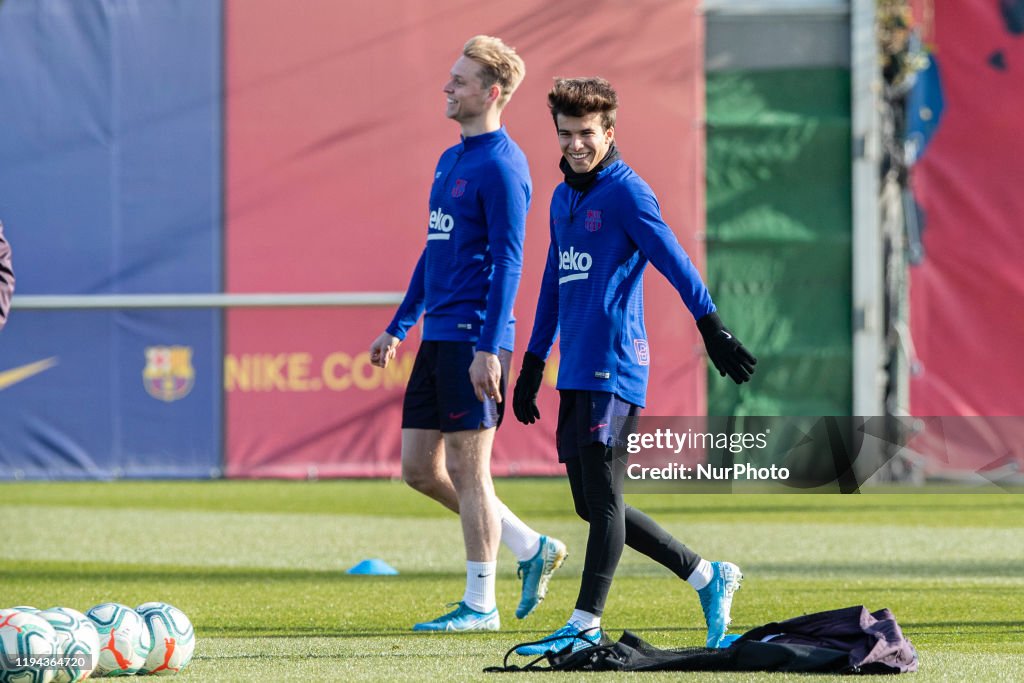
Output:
[851,0,885,416]
[12,292,406,310]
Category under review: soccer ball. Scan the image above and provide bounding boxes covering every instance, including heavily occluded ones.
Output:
[85,604,151,676]
[0,608,60,683]
[37,609,100,683]
[135,603,195,676]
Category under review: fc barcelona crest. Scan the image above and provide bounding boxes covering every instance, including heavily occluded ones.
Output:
[143,346,195,402]
[451,178,468,197]
[585,209,603,232]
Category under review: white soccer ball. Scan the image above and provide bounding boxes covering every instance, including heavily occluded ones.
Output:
[135,603,195,676]
[85,604,151,677]
[0,608,60,683]
[37,609,100,683]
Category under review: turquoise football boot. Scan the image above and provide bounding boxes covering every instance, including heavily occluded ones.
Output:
[412,602,500,632]
[514,623,600,656]
[697,561,743,648]
[515,536,568,619]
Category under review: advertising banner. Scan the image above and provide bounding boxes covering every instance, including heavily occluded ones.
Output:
[909,0,1024,421]
[0,310,221,479]
[224,0,706,477]
[0,0,223,479]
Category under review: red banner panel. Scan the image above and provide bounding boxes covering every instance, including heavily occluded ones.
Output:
[225,0,705,477]
[223,308,412,478]
[910,1,1024,423]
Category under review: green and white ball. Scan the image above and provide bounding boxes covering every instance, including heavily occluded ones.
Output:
[135,603,195,676]
[85,604,151,677]
[0,608,60,683]
[37,609,99,683]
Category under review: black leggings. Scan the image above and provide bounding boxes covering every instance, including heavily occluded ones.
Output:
[565,443,702,616]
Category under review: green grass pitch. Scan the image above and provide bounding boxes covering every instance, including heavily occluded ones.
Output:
[2,480,1022,681]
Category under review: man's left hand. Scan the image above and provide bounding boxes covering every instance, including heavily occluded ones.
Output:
[697,312,757,384]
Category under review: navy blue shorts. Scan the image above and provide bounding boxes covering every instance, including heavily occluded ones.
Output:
[401,341,510,432]
[555,389,641,463]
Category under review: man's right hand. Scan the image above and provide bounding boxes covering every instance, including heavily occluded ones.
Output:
[369,332,401,368]
[512,352,546,424]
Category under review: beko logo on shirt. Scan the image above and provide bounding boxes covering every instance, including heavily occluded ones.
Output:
[428,208,454,240]
[558,247,592,284]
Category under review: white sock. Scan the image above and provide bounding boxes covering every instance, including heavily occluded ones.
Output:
[687,558,714,590]
[463,561,497,613]
[496,500,542,562]
[568,609,601,632]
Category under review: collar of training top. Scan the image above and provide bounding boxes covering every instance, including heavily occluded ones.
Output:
[559,143,621,193]
[460,125,509,149]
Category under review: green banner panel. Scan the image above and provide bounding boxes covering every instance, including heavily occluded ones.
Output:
[706,68,852,416]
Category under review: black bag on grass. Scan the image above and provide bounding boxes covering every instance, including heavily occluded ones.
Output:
[486,605,917,674]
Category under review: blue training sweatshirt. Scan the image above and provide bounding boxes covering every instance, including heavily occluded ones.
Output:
[526,159,715,407]
[387,127,530,354]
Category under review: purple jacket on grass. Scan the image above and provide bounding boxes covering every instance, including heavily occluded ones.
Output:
[739,605,918,674]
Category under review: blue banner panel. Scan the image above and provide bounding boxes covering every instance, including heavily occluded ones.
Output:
[0,310,221,480]
[0,0,222,295]
[0,0,223,478]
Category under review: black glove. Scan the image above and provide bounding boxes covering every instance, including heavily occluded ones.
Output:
[697,312,757,384]
[512,352,545,424]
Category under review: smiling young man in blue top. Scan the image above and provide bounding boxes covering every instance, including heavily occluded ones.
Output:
[368,36,566,632]
[511,77,757,654]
